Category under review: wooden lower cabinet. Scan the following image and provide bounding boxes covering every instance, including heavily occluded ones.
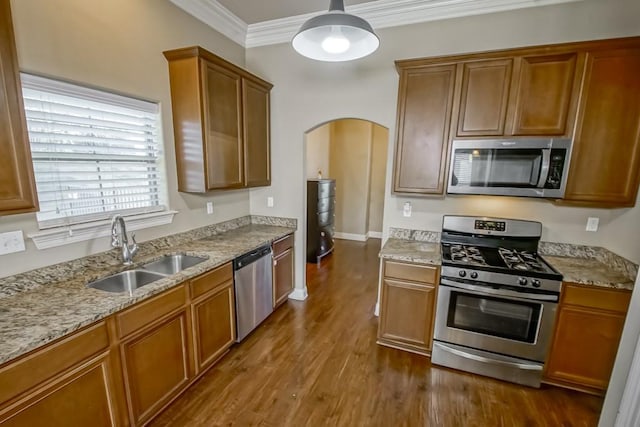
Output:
[377,260,439,356]
[273,233,295,307]
[120,310,191,425]
[544,283,631,394]
[1,353,119,427]
[0,261,239,426]
[192,281,236,373]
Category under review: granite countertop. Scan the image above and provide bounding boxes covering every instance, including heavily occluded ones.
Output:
[379,238,441,265]
[379,234,637,292]
[0,220,295,365]
[543,255,635,291]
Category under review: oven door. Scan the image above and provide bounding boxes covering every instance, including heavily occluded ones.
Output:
[434,278,557,362]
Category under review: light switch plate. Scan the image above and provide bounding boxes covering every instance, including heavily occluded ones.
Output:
[267,197,274,208]
[206,202,213,214]
[403,202,412,217]
[586,217,599,232]
[0,230,26,255]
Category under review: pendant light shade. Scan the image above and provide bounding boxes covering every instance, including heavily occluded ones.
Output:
[292,0,379,62]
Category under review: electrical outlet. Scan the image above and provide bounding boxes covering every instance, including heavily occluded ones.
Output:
[267,197,274,208]
[0,230,26,255]
[586,217,599,232]
[403,201,412,217]
[206,202,213,215]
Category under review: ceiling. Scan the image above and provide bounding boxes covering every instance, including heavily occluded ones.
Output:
[169,0,584,48]
[217,0,373,25]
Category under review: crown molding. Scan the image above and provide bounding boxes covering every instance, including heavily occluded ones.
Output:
[169,0,247,47]
[170,0,584,49]
[245,0,584,48]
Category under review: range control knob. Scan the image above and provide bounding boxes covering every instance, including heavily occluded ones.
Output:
[518,277,528,286]
[458,270,467,278]
[531,279,541,288]
[470,272,478,279]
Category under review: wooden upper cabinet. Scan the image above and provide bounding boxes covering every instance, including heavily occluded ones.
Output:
[242,78,271,187]
[563,46,640,206]
[202,61,244,190]
[393,63,456,194]
[511,53,580,136]
[164,46,272,193]
[0,0,38,215]
[456,59,513,136]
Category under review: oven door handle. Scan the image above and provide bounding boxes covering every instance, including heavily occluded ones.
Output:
[536,148,552,188]
[434,342,543,371]
[440,278,559,302]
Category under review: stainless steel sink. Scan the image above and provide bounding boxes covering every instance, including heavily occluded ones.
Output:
[87,270,166,294]
[142,254,208,275]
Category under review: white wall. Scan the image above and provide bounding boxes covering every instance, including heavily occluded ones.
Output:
[247,0,640,295]
[0,0,250,278]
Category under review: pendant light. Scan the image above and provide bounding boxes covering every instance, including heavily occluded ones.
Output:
[292,0,379,62]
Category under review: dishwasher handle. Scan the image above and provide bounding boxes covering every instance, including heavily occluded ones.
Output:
[234,244,272,270]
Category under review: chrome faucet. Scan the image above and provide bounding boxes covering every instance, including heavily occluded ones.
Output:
[110,215,138,265]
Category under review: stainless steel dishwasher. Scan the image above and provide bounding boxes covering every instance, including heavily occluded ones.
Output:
[233,244,274,342]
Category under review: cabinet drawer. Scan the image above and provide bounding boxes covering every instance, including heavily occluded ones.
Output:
[190,263,233,300]
[383,260,438,284]
[562,283,631,313]
[117,285,187,338]
[318,211,334,227]
[273,234,294,256]
[317,196,335,213]
[0,322,109,405]
[318,181,336,199]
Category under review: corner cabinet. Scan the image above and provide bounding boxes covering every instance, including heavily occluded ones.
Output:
[377,260,439,356]
[164,46,272,192]
[0,0,38,215]
[393,63,456,194]
[544,283,631,395]
[563,45,640,207]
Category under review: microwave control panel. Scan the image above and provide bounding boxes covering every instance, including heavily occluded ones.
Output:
[544,149,567,189]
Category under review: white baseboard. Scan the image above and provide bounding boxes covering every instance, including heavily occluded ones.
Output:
[333,232,367,242]
[288,287,308,301]
[368,231,383,239]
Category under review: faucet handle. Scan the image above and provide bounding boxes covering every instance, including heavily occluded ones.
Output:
[130,234,139,256]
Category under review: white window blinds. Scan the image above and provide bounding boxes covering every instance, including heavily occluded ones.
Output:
[21,74,166,229]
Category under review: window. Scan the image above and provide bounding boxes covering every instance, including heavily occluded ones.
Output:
[21,74,167,230]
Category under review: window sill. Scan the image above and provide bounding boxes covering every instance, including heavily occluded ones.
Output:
[27,210,178,250]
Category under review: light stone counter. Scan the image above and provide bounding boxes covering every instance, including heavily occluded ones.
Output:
[379,238,441,265]
[0,216,296,365]
[543,256,635,291]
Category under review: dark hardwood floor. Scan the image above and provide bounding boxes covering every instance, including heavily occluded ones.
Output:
[151,238,603,426]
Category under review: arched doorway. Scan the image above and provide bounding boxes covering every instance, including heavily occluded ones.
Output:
[304,118,389,266]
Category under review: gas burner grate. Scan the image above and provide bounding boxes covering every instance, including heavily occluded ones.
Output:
[449,245,488,266]
[498,248,545,272]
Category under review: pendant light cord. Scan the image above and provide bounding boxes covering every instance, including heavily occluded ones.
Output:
[329,0,345,12]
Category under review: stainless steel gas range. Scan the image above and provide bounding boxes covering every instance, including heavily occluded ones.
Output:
[431,215,562,388]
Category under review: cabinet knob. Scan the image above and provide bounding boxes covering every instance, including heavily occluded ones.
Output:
[320,231,325,236]
[274,260,278,266]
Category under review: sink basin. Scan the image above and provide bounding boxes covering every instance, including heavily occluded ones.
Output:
[142,254,208,275]
[87,270,166,294]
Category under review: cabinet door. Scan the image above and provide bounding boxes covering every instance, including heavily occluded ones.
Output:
[0,0,38,215]
[202,60,244,190]
[456,59,513,136]
[0,353,120,427]
[564,48,640,206]
[192,283,235,373]
[393,64,456,194]
[273,247,294,308]
[242,78,271,187]
[545,305,626,391]
[378,278,437,354]
[511,53,579,136]
[121,310,190,425]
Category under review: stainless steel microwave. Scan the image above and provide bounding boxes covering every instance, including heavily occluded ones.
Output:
[447,138,572,198]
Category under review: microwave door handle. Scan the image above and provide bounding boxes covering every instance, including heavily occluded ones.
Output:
[536,149,552,188]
